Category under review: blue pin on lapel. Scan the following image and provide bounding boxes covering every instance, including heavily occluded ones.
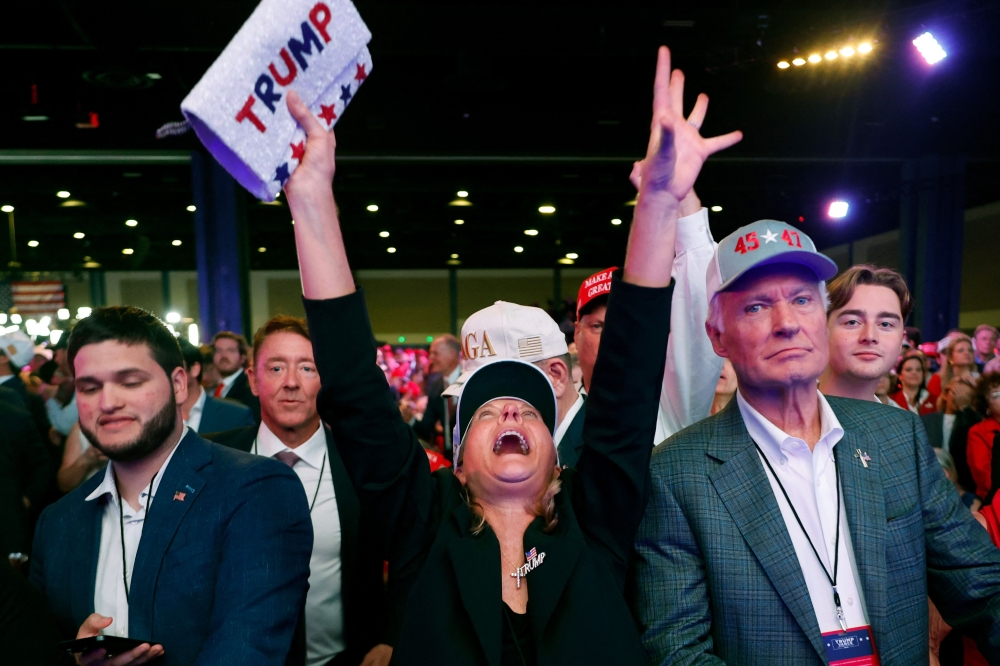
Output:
[854,449,871,468]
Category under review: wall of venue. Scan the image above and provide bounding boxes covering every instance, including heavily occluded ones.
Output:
[24,204,1000,345]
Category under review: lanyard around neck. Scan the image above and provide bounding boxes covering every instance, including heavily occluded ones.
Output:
[112,466,158,603]
[253,437,326,513]
[754,442,848,633]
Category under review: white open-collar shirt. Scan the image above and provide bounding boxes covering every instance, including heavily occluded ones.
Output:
[254,421,345,665]
[86,429,186,638]
[737,390,870,634]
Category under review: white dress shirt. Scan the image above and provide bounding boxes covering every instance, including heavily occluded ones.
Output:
[0,374,13,385]
[86,431,186,638]
[553,393,585,448]
[942,414,957,452]
[185,386,207,432]
[254,422,344,665]
[217,368,244,397]
[737,391,870,634]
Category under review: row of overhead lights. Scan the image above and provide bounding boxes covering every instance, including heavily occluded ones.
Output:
[9,193,198,213]
[778,42,874,69]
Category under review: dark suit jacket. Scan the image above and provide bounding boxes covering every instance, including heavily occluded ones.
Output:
[206,424,393,665]
[30,430,313,666]
[0,400,51,555]
[304,278,672,665]
[922,408,982,492]
[412,373,446,445]
[632,397,1000,665]
[555,398,586,468]
[198,394,255,434]
[223,371,261,422]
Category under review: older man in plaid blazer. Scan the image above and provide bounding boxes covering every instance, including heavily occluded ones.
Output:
[631,221,1000,665]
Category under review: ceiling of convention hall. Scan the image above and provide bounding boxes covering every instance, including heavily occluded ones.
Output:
[1,0,998,272]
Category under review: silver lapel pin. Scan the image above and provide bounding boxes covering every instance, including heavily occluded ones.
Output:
[854,449,871,468]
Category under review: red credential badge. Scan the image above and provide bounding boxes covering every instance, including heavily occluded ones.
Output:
[822,626,879,666]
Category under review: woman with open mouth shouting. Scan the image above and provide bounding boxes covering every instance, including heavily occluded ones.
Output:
[282,45,741,666]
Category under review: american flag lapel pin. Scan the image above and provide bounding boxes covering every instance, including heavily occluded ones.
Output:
[173,491,186,502]
[854,449,871,469]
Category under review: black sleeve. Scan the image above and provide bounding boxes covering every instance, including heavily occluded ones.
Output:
[0,559,74,666]
[303,291,436,572]
[573,277,673,586]
[6,405,51,509]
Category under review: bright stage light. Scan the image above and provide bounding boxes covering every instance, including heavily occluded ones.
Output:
[538,205,555,214]
[166,312,181,324]
[777,61,790,69]
[792,58,806,66]
[610,218,622,225]
[808,54,822,63]
[379,231,390,238]
[366,204,379,212]
[828,201,849,218]
[825,51,838,60]
[913,32,946,65]
[858,43,873,54]
[514,246,524,253]
[524,229,538,236]
[840,46,855,57]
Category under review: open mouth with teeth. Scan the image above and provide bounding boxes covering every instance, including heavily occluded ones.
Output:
[493,430,530,456]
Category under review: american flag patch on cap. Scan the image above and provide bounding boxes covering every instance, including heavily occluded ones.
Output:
[517,336,543,358]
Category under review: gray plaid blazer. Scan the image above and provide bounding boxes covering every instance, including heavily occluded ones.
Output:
[630,396,1000,665]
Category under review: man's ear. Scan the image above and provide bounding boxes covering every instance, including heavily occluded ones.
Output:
[706,321,729,359]
[246,364,259,397]
[544,359,569,399]
[172,366,189,405]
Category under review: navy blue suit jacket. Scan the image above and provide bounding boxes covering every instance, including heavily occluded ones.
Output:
[198,394,255,434]
[30,430,313,666]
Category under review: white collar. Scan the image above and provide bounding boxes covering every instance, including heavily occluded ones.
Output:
[255,420,327,469]
[446,365,462,387]
[0,374,14,385]
[86,427,188,506]
[737,389,844,462]
[220,367,244,390]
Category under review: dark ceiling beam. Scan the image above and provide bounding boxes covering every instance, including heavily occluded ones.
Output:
[0,150,918,166]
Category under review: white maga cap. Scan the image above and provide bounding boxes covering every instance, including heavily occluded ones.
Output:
[443,301,568,398]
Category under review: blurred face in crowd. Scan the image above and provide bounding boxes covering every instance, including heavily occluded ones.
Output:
[975,329,999,360]
[456,398,558,503]
[949,340,975,369]
[201,360,221,389]
[900,357,925,390]
[428,338,459,375]
[248,331,321,433]
[213,337,245,376]
[75,341,186,462]
[943,379,975,414]
[826,284,905,384]
[708,265,829,393]
[716,358,738,396]
[574,304,606,390]
[985,384,1000,418]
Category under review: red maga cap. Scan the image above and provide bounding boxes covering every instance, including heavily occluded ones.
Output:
[576,267,618,319]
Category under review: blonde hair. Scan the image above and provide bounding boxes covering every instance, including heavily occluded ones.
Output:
[939,333,975,387]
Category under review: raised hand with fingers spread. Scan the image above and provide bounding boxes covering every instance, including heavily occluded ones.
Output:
[624,46,742,289]
[637,46,742,203]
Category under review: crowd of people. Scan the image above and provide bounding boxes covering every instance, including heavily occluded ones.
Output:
[2,45,1000,666]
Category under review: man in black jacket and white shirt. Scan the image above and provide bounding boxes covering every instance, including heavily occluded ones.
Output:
[208,315,395,666]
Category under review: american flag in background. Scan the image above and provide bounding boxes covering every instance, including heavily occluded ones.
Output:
[1,281,66,316]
